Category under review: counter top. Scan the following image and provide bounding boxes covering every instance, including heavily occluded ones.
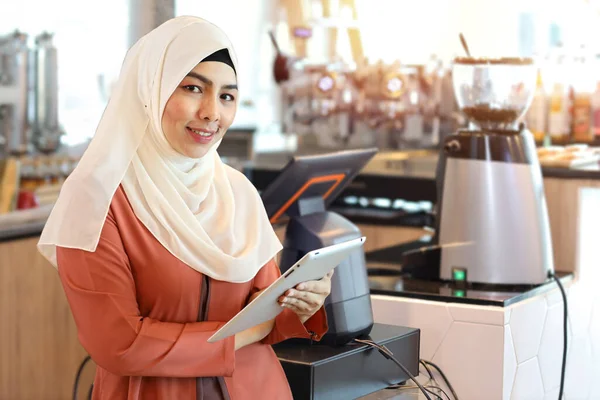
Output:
[244,148,600,183]
[366,241,573,307]
[0,220,46,242]
[540,164,600,180]
[242,148,600,226]
[0,205,52,242]
[367,271,573,307]
[2,146,599,243]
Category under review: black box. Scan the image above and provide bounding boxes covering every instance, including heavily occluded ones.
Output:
[273,323,420,400]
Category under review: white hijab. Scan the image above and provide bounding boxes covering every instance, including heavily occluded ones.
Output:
[38,16,283,283]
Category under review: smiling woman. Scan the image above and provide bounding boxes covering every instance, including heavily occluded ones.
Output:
[36,16,331,400]
[162,49,239,158]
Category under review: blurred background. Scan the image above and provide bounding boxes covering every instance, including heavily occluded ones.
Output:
[2,1,600,399]
[2,0,600,151]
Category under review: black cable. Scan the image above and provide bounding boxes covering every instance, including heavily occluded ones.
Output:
[422,360,459,400]
[419,361,452,400]
[420,360,436,383]
[73,355,92,400]
[386,377,450,400]
[353,338,435,400]
[396,384,452,400]
[550,273,568,400]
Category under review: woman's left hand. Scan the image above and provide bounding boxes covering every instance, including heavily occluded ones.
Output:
[278,270,334,323]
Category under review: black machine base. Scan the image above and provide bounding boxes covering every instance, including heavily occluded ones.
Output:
[273,323,420,400]
[321,293,374,346]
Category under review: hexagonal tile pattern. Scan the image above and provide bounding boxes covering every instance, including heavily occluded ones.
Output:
[510,296,547,363]
[511,357,544,400]
[590,297,600,359]
[448,303,508,326]
[575,187,600,282]
[539,304,570,393]
[433,322,504,399]
[546,284,569,308]
[564,335,593,400]
[371,284,600,400]
[566,283,593,336]
[543,387,560,400]
[370,295,453,361]
[505,308,512,325]
[589,357,600,400]
[503,325,517,400]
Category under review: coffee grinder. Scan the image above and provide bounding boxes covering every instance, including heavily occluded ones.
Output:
[403,57,554,286]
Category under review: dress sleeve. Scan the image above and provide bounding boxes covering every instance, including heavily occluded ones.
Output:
[56,208,235,378]
[248,259,329,346]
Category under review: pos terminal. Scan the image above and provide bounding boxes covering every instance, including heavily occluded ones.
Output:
[260,147,378,345]
[256,148,421,400]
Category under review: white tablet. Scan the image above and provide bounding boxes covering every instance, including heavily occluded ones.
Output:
[207,236,366,343]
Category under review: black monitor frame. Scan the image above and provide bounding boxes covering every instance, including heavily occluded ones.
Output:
[260,148,378,224]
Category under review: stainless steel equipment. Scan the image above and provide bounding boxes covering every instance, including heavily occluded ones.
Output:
[0,30,63,157]
[275,54,458,152]
[33,33,63,153]
[0,31,31,155]
[404,57,554,286]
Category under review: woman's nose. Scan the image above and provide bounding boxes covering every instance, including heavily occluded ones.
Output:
[198,95,219,122]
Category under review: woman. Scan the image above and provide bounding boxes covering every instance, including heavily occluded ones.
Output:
[38,16,331,399]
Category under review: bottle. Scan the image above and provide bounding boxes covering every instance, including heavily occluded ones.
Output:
[548,81,571,145]
[571,52,593,143]
[591,81,600,140]
[547,53,571,145]
[527,69,547,145]
[572,89,592,143]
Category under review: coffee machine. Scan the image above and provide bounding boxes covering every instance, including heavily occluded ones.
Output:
[403,57,554,286]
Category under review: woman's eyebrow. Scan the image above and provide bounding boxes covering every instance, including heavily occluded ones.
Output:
[186,72,237,90]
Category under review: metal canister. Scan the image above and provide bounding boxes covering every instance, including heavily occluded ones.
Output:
[33,32,63,153]
[0,31,32,155]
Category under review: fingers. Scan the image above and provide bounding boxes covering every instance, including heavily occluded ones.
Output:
[279,295,314,313]
[295,272,332,295]
[284,288,322,307]
[281,302,308,317]
[297,280,329,295]
[279,269,334,316]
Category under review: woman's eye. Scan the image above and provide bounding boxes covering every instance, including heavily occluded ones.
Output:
[221,93,235,102]
[183,85,202,93]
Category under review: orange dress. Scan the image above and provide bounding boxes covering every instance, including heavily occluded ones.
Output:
[56,185,328,400]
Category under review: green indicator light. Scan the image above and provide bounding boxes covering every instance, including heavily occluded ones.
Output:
[452,268,466,281]
[453,290,466,297]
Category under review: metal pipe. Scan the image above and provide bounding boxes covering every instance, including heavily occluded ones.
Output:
[0,31,32,156]
[33,32,63,153]
[128,0,175,47]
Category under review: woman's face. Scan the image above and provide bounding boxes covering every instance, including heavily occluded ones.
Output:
[162,61,237,158]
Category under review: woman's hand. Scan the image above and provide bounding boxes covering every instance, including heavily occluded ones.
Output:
[278,270,333,323]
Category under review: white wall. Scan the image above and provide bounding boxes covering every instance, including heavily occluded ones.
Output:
[356,0,600,64]
[176,0,281,129]
[0,0,129,146]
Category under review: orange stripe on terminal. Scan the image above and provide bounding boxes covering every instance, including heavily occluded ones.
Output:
[269,173,346,224]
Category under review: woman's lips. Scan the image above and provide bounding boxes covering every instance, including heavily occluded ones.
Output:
[186,127,216,144]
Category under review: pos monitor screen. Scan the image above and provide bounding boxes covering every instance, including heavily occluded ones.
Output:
[261,148,378,224]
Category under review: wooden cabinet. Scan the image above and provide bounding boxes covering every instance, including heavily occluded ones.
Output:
[0,237,93,400]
